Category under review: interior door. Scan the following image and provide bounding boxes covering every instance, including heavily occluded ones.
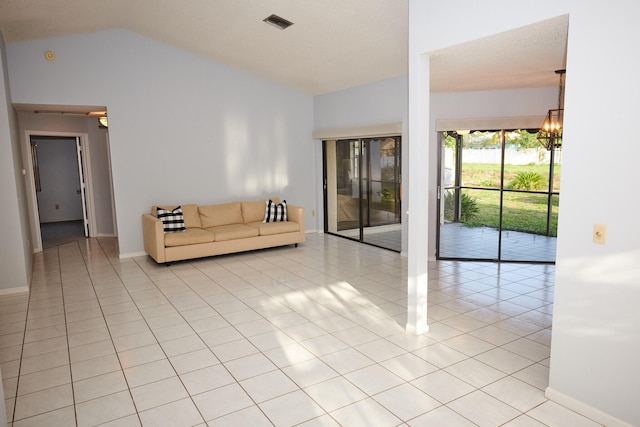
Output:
[75,137,89,237]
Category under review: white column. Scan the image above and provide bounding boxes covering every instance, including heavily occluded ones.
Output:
[406,52,430,335]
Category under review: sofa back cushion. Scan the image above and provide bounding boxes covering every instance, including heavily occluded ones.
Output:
[153,204,201,228]
[241,198,279,224]
[199,202,243,228]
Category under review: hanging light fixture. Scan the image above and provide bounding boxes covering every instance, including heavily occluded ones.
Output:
[538,69,566,150]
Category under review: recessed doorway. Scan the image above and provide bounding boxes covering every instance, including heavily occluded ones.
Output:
[437,129,559,262]
[29,134,90,249]
[323,136,402,252]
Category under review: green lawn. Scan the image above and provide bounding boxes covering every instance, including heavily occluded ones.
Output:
[448,163,560,236]
[462,163,561,191]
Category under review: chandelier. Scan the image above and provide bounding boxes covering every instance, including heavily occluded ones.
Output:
[538,69,566,150]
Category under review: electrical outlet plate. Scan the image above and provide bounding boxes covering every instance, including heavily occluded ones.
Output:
[593,224,607,245]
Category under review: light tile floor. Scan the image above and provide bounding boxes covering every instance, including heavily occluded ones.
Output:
[439,223,557,262]
[40,220,86,250]
[338,224,402,252]
[337,222,557,262]
[0,234,601,426]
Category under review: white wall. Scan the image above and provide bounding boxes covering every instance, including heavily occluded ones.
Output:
[7,30,315,256]
[410,1,640,425]
[0,31,31,293]
[431,87,556,124]
[313,76,408,250]
[314,76,407,130]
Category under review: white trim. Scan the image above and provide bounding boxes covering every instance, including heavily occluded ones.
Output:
[24,131,43,252]
[95,233,117,238]
[75,137,90,237]
[78,136,98,237]
[119,251,147,259]
[545,387,634,427]
[312,122,402,140]
[105,132,118,237]
[0,286,29,296]
[435,115,545,132]
[405,322,429,335]
[405,52,430,337]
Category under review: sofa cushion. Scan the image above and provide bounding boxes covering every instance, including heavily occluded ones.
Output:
[164,228,215,247]
[199,202,243,228]
[156,206,186,233]
[241,198,278,224]
[247,221,300,236]
[205,224,260,242]
[180,204,201,228]
[263,199,287,222]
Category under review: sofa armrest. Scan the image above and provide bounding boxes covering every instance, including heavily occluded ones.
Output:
[142,214,166,263]
[287,204,305,232]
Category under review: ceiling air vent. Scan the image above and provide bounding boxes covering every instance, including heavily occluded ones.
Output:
[263,14,294,30]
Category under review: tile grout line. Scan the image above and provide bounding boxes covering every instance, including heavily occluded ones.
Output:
[76,238,145,427]
[3,235,575,426]
[143,256,316,424]
[11,245,75,425]
[111,248,236,424]
[7,254,36,425]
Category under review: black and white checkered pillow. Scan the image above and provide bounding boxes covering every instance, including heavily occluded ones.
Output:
[263,199,288,223]
[157,206,186,233]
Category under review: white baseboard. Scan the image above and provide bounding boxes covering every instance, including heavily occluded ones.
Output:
[95,233,117,238]
[119,251,147,259]
[545,387,634,427]
[0,286,29,296]
[405,322,429,335]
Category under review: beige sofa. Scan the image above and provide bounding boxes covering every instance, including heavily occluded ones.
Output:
[142,198,305,264]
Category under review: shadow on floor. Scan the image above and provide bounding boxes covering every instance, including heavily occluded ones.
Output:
[40,220,86,249]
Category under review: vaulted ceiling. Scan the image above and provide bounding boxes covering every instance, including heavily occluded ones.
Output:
[0,0,567,95]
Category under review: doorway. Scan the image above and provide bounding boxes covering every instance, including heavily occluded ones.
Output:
[30,135,88,249]
[323,136,402,252]
[437,129,559,262]
[26,131,101,252]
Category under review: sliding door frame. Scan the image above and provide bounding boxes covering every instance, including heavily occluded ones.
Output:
[323,135,402,252]
[436,129,558,263]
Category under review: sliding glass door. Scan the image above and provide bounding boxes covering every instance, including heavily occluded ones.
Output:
[323,136,402,252]
[437,130,559,262]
